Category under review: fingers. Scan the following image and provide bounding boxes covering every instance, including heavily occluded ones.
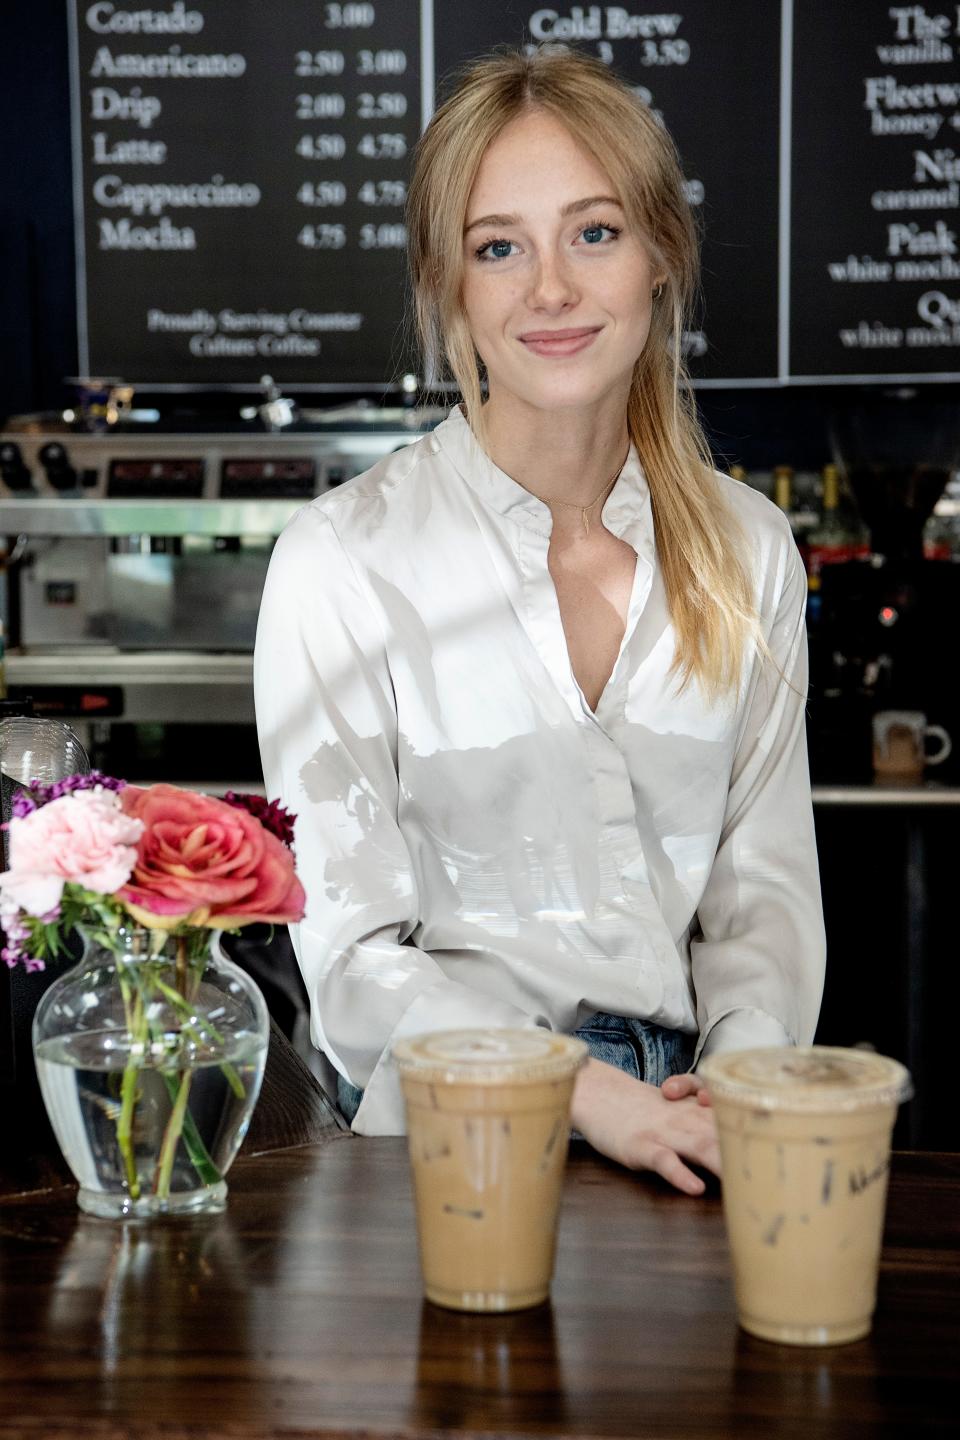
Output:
[646,1143,706,1196]
[661,1106,722,1181]
[622,1107,721,1192]
[667,1123,722,1182]
[574,1063,722,1192]
[662,1073,714,1108]
[692,1134,722,1180]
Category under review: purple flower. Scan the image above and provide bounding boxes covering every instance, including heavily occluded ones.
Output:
[0,908,30,968]
[1,897,49,970]
[0,898,46,970]
[3,944,40,971]
[0,908,28,942]
[223,791,297,850]
[15,771,126,814]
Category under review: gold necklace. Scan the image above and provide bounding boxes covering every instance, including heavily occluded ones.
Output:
[534,458,626,537]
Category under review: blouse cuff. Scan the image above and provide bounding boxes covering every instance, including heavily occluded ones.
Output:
[692,1007,794,1071]
[351,978,541,1135]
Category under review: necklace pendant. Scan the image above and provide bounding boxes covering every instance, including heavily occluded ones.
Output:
[581,509,590,537]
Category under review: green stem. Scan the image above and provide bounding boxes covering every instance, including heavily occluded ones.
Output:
[112,930,239,1200]
[152,976,246,1098]
[116,990,144,1200]
[154,1069,194,1199]
[216,1060,246,1100]
[116,969,135,1040]
[175,934,187,998]
[137,965,222,1188]
[159,1076,223,1187]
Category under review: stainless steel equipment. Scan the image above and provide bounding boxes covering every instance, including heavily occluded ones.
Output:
[0,406,446,779]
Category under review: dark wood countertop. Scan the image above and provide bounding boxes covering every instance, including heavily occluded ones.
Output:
[1,1137,957,1439]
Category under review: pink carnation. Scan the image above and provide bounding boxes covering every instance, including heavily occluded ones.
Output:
[0,789,143,917]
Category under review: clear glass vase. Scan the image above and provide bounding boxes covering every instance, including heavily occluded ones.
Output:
[32,923,269,1219]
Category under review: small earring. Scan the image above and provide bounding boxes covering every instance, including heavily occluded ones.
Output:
[652,283,664,300]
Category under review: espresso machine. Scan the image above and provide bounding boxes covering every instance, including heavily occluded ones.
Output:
[806,392,960,784]
[0,398,446,785]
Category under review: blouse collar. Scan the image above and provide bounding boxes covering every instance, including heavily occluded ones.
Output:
[432,403,651,542]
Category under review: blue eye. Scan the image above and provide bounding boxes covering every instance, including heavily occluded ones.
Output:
[580,223,619,244]
[475,238,518,262]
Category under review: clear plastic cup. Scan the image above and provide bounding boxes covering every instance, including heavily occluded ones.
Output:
[700,1046,912,1345]
[393,1028,588,1312]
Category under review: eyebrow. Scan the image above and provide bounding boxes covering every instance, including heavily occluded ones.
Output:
[463,194,623,235]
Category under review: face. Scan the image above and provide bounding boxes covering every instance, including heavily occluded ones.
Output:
[460,108,664,418]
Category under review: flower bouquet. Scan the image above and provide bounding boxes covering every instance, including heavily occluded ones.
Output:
[0,774,305,1218]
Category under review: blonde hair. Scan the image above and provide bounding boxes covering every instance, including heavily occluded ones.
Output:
[406,46,757,696]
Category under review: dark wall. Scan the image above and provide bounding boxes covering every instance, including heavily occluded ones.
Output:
[1,0,78,416]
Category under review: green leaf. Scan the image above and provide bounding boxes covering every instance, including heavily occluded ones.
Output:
[159,1072,222,1186]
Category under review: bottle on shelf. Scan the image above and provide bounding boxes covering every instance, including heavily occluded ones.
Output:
[805,464,870,623]
[773,464,793,517]
[922,470,960,560]
[771,464,815,567]
[791,473,822,558]
[807,466,869,568]
[922,512,955,560]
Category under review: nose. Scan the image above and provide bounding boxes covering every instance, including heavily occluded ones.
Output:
[526,248,579,313]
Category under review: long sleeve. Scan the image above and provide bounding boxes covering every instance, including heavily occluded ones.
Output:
[253,504,534,1133]
[690,529,826,1066]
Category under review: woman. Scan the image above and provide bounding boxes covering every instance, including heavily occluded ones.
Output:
[254,47,825,1195]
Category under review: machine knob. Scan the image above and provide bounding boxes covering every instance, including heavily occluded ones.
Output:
[0,441,33,492]
[38,442,79,492]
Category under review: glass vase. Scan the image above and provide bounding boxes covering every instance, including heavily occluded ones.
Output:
[32,923,269,1219]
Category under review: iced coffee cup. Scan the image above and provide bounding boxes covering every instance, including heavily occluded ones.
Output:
[392,1028,588,1312]
[699,1046,912,1346]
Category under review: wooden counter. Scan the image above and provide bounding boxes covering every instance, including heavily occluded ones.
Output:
[1,1135,957,1439]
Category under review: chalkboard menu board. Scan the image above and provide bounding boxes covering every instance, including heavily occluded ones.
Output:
[69,0,421,388]
[67,2,960,388]
[434,1,782,386]
[791,0,960,381]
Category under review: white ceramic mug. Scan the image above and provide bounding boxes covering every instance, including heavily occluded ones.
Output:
[872,710,951,784]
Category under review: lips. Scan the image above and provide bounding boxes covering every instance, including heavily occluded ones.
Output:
[518,327,602,357]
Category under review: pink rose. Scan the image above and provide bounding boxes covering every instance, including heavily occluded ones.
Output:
[117,784,305,931]
[0,789,143,916]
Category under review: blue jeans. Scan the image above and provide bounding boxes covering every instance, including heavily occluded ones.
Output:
[572,1011,695,1086]
[335,1012,694,1126]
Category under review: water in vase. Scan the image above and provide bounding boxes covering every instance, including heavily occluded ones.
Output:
[35,1030,266,1216]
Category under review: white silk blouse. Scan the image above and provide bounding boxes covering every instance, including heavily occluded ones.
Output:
[254,404,825,1134]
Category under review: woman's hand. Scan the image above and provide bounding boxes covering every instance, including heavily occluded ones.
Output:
[570,1057,721,1196]
[661,1072,713,1106]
